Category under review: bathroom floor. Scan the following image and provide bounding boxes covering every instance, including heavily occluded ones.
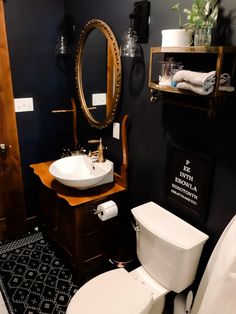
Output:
[0,229,79,314]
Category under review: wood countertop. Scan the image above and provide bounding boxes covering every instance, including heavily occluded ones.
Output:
[30,161,126,207]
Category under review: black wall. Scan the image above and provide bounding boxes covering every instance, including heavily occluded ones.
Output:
[64,0,236,286]
[4,0,73,215]
[4,0,236,286]
[64,0,236,244]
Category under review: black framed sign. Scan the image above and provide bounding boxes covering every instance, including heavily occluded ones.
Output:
[165,143,214,221]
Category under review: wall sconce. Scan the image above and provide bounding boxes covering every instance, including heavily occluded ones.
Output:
[55,15,75,55]
[120,13,141,58]
[120,0,150,58]
[55,34,68,55]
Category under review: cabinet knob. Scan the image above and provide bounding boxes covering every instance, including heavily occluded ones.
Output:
[0,143,7,154]
[150,95,158,103]
[150,89,160,103]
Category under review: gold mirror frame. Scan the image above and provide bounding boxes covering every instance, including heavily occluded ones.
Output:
[75,19,121,129]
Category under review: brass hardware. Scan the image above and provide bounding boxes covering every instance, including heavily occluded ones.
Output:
[88,138,105,162]
[51,109,74,113]
[150,95,158,103]
[51,98,79,150]
[0,143,7,153]
[87,107,97,111]
[150,88,159,103]
[92,207,103,215]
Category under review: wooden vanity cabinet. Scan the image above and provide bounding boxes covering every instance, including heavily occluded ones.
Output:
[36,181,126,280]
[31,115,129,281]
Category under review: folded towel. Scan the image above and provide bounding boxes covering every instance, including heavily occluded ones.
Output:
[176,81,214,95]
[173,70,216,88]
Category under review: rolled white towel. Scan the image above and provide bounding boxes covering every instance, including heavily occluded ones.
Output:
[173,70,216,88]
[176,81,214,95]
[220,73,231,85]
[219,85,235,92]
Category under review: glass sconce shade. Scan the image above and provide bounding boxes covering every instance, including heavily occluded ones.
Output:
[120,27,141,58]
[55,34,68,55]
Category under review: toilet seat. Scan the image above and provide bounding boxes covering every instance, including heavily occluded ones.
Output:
[66,268,154,314]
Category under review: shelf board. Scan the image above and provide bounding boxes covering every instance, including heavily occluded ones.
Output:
[150,46,236,54]
[148,82,231,97]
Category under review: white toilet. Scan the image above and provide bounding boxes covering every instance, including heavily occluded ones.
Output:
[66,201,209,314]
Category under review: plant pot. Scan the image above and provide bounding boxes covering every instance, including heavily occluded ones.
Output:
[161,29,193,47]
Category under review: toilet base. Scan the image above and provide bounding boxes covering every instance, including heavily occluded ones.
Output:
[149,298,165,314]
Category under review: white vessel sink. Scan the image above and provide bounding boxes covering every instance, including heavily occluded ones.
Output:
[49,155,113,189]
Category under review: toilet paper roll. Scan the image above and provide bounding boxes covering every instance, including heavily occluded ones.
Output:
[97,200,118,221]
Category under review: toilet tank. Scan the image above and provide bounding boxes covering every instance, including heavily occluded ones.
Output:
[131,202,209,293]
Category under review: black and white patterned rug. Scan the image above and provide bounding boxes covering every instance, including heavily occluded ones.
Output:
[0,232,79,314]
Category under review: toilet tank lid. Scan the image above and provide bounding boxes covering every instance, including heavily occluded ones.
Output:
[131,202,209,249]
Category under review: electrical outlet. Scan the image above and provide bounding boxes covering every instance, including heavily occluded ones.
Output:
[113,122,120,140]
[92,93,106,106]
[14,97,34,112]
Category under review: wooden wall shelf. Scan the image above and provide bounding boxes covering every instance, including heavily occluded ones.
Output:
[149,46,236,117]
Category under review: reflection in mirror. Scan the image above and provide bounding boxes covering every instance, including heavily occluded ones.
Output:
[75,19,121,129]
[82,29,107,122]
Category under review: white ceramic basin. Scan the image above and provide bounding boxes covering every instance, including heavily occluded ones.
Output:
[49,155,113,189]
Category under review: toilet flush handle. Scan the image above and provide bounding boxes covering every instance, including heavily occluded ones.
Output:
[131,221,140,232]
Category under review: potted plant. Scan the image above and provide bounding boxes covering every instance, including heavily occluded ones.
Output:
[161,3,193,47]
[172,0,219,46]
[161,2,195,47]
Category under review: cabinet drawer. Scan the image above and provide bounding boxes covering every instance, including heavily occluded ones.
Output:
[82,252,107,274]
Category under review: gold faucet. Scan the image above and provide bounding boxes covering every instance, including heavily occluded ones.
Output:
[88,138,105,163]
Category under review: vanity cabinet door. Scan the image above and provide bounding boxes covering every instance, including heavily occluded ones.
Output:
[56,204,76,266]
[38,186,76,267]
[39,186,58,239]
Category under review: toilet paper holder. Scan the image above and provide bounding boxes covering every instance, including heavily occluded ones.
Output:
[92,207,103,215]
[91,200,118,221]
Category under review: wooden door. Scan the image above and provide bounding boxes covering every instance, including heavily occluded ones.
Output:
[0,1,26,240]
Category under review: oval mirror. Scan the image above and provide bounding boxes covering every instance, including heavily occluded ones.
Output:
[75,19,121,129]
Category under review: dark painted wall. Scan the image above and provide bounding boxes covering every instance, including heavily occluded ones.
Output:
[4,0,73,216]
[64,0,236,279]
[64,2,236,217]
[3,0,236,290]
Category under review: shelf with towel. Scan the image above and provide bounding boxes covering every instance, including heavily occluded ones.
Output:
[148,46,236,117]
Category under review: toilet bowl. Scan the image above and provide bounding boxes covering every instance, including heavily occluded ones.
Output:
[66,267,168,314]
[67,202,208,314]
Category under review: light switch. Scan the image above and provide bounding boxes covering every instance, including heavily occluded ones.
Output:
[92,93,106,106]
[113,122,120,140]
[14,97,34,112]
